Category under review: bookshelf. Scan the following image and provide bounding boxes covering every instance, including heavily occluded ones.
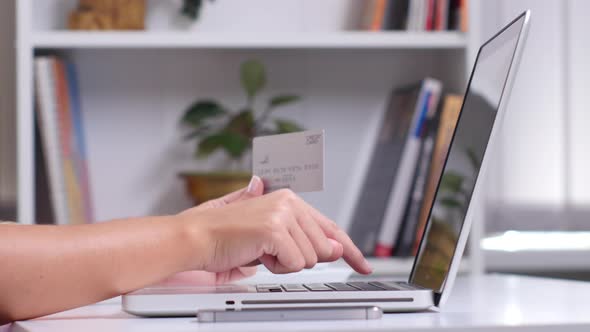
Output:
[16,0,484,276]
[31,31,467,49]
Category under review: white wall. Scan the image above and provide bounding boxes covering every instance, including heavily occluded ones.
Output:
[482,0,590,231]
[0,0,17,204]
[568,0,590,207]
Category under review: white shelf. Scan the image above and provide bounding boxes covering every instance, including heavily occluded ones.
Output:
[30,31,467,49]
[485,249,590,272]
[483,231,590,272]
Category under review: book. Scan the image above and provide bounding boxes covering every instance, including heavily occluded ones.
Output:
[66,61,94,223]
[435,0,449,31]
[348,84,422,255]
[374,78,442,257]
[460,0,469,32]
[407,0,420,30]
[34,121,56,224]
[362,0,388,31]
[394,117,436,256]
[387,0,411,30]
[35,57,70,225]
[54,59,86,225]
[448,0,464,31]
[378,0,463,32]
[34,56,93,225]
[424,0,436,31]
[412,94,462,255]
[371,0,389,31]
[416,0,427,31]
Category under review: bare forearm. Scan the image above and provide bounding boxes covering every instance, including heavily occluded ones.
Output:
[0,216,202,323]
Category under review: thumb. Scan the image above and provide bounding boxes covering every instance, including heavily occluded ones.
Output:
[197,175,264,210]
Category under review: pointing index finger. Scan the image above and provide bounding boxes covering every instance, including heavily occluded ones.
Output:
[302,202,373,275]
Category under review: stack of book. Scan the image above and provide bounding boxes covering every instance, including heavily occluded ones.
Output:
[34,56,94,225]
[349,78,463,257]
[362,0,468,32]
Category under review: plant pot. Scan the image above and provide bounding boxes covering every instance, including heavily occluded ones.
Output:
[68,0,146,30]
[180,172,252,205]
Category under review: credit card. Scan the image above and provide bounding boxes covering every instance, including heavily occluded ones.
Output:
[252,129,324,193]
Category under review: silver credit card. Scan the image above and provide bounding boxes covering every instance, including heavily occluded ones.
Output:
[252,129,324,193]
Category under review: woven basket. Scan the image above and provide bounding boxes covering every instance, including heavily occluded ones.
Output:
[68,0,146,30]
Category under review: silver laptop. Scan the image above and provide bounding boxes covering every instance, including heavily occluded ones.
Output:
[123,11,531,317]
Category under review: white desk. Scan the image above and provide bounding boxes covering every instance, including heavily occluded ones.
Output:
[13,275,590,332]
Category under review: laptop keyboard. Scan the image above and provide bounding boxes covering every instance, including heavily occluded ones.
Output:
[256,281,406,293]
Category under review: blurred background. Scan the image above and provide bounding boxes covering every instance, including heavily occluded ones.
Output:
[0,0,588,280]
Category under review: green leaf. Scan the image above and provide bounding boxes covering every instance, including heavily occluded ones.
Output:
[275,119,304,134]
[269,95,300,109]
[181,100,226,127]
[438,196,463,209]
[196,135,221,159]
[196,132,250,159]
[439,172,464,193]
[225,110,255,137]
[182,125,212,141]
[180,0,204,20]
[240,60,266,99]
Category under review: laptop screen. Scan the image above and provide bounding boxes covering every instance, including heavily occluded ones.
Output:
[410,14,527,293]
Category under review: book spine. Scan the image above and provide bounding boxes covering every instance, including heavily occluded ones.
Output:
[381,0,394,30]
[55,59,86,225]
[375,82,429,256]
[413,95,462,255]
[417,0,427,31]
[434,0,444,30]
[396,134,434,256]
[426,0,435,31]
[362,0,377,30]
[370,0,388,31]
[66,61,94,223]
[348,89,411,255]
[395,0,411,30]
[374,95,428,257]
[34,57,69,225]
[374,78,442,257]
[448,0,460,30]
[407,0,418,30]
[439,0,449,30]
[460,0,468,32]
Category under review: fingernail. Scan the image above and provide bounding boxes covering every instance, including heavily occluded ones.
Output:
[247,175,261,193]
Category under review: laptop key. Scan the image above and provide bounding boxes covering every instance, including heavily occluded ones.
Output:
[256,284,283,293]
[281,284,308,292]
[369,281,402,291]
[346,282,386,291]
[257,284,281,289]
[303,283,333,291]
[325,283,359,291]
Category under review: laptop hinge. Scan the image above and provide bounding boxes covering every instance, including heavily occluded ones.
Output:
[433,292,442,306]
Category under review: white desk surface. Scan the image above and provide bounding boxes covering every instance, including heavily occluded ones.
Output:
[13,274,590,332]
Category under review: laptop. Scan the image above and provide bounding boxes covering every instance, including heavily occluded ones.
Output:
[123,10,531,316]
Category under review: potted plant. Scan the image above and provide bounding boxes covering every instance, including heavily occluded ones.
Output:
[180,0,212,20]
[180,59,304,204]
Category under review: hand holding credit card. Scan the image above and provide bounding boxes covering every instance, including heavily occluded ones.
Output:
[253,129,324,194]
